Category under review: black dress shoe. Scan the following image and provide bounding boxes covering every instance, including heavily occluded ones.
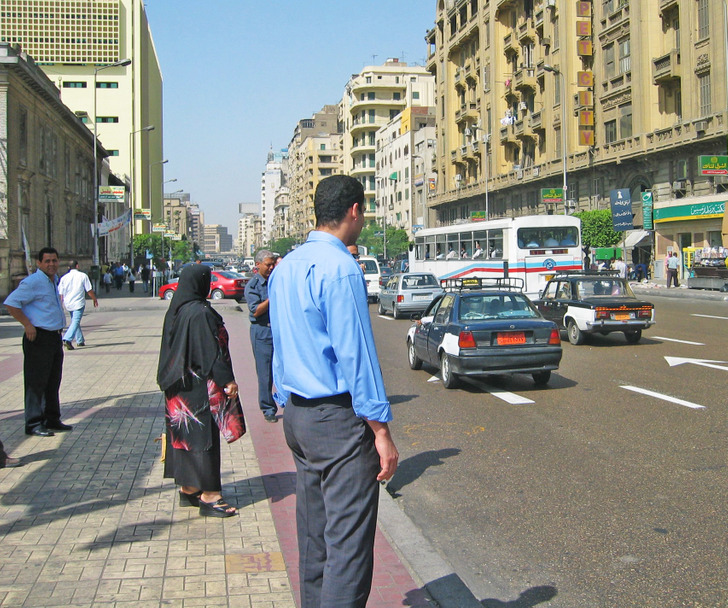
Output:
[63,340,74,350]
[26,426,55,437]
[46,422,72,432]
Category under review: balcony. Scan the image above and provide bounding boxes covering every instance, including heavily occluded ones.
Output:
[659,0,678,16]
[652,49,681,84]
[514,66,537,91]
[503,33,517,55]
[529,110,543,130]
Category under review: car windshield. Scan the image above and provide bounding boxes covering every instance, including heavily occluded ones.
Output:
[459,293,539,320]
[361,260,379,273]
[576,279,634,297]
[402,274,438,289]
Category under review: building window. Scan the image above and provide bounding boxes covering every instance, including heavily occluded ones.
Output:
[698,71,711,115]
[554,126,561,156]
[697,0,709,39]
[108,150,120,156]
[605,120,617,143]
[413,91,420,99]
[619,38,631,74]
[393,92,401,100]
[619,103,632,138]
[552,16,559,50]
[554,74,561,105]
[63,81,87,88]
[604,44,615,79]
[19,107,28,164]
[320,143,326,150]
[96,81,119,88]
[97,116,119,123]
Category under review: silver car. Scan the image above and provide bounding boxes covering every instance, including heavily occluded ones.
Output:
[377,272,444,319]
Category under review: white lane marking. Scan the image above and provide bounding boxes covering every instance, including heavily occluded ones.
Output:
[483,387,535,405]
[652,336,705,345]
[427,375,440,383]
[621,385,706,410]
[692,314,728,320]
[664,356,728,372]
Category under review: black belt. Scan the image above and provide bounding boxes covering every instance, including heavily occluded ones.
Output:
[291,392,352,407]
[36,328,63,335]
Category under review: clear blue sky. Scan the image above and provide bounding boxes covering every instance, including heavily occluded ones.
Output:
[144,0,437,232]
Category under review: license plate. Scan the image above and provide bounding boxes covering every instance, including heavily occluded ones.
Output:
[413,293,431,301]
[613,313,634,321]
[497,331,526,345]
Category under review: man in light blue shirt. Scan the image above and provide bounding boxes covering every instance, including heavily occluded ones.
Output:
[4,247,72,437]
[269,175,398,608]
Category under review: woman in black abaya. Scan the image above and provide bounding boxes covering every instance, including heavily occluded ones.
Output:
[157,264,245,517]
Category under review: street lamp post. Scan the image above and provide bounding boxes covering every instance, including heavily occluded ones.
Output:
[544,64,568,214]
[128,125,154,267]
[148,159,168,292]
[92,58,131,273]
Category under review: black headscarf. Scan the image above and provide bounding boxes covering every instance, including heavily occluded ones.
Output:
[157,264,222,391]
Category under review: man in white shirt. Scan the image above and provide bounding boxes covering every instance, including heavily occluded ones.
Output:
[57,261,98,350]
[614,257,628,279]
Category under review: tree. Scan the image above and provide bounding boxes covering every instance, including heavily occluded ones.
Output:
[266,237,298,256]
[357,222,410,260]
[573,209,622,257]
[132,234,193,267]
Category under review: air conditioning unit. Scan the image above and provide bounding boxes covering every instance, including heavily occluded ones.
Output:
[519,101,528,111]
[533,167,540,176]
[455,174,462,181]
[483,133,491,143]
[545,0,555,6]
[464,128,472,136]
[672,180,686,191]
[516,169,524,179]
[694,120,707,132]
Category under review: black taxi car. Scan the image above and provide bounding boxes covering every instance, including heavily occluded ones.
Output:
[406,278,562,388]
[532,271,655,345]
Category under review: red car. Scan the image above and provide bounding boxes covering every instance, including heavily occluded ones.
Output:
[160,271,249,301]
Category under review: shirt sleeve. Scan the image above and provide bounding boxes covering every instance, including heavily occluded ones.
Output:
[3,275,34,308]
[244,278,263,315]
[320,272,392,423]
[83,275,92,292]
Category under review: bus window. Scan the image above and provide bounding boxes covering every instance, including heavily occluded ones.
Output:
[425,236,436,259]
[446,234,459,259]
[473,231,487,258]
[435,236,447,259]
[517,226,578,250]
[487,229,503,258]
[460,231,472,258]
[415,240,426,261]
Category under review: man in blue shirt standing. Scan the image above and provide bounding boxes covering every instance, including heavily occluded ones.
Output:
[4,247,72,437]
[244,249,278,422]
[269,175,398,608]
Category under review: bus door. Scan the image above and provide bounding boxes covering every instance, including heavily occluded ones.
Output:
[523,253,555,297]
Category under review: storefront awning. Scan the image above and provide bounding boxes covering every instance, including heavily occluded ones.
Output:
[624,230,651,249]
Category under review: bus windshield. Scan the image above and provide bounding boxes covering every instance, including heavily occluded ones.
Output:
[517,226,579,249]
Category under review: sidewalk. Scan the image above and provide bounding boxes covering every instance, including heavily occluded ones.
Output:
[0,296,475,607]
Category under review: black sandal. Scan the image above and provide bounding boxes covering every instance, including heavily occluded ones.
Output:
[199,498,237,518]
[179,490,202,507]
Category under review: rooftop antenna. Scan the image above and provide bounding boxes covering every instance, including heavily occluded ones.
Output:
[371,54,378,65]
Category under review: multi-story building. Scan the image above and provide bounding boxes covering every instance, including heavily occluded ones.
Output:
[286,105,342,242]
[187,203,202,249]
[272,187,290,242]
[0,0,164,245]
[376,106,436,236]
[260,149,288,243]
[426,0,728,273]
[162,191,191,239]
[237,213,260,259]
[201,224,233,256]
[340,59,435,222]
[0,44,102,298]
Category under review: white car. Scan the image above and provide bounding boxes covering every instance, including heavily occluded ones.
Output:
[358,256,381,302]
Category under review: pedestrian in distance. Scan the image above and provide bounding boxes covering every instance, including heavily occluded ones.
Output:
[269,174,399,608]
[614,256,628,279]
[141,265,151,293]
[103,269,113,293]
[666,251,680,287]
[157,264,246,517]
[244,249,278,423]
[113,263,124,290]
[0,438,21,468]
[128,269,137,292]
[3,247,73,437]
[58,260,99,350]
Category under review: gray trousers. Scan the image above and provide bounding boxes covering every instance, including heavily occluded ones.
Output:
[249,324,276,416]
[284,394,380,608]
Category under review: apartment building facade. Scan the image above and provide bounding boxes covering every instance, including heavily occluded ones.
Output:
[201,224,233,256]
[426,0,728,269]
[341,59,435,222]
[376,106,437,236]
[0,0,164,242]
[260,149,288,244]
[285,105,342,243]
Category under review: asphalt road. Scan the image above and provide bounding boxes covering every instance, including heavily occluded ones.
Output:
[373,294,728,608]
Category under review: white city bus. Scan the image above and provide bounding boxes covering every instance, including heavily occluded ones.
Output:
[409,215,582,297]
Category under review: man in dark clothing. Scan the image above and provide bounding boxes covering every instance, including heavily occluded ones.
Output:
[141,265,151,293]
[244,250,278,422]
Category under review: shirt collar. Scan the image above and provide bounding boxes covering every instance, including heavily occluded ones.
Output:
[306,230,348,253]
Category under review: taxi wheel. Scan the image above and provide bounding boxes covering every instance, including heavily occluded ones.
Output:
[532,370,551,385]
[624,329,642,344]
[407,339,422,370]
[393,304,402,319]
[440,352,459,389]
[567,320,585,345]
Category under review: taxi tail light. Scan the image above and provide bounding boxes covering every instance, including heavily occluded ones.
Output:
[396,295,404,303]
[548,329,561,345]
[458,331,477,349]
[595,310,610,320]
[637,308,652,318]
